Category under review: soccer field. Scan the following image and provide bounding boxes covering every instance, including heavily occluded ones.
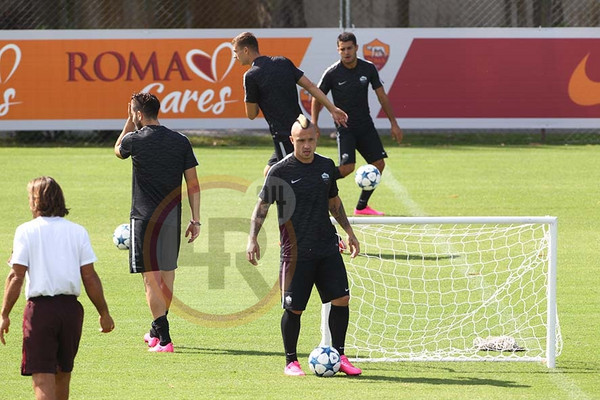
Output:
[0,142,598,399]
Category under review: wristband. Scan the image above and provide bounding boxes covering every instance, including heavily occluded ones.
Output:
[189,220,201,226]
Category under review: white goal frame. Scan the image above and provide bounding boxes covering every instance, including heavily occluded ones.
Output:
[328,216,560,368]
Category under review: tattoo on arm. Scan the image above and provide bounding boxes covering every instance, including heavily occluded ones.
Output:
[250,200,270,238]
[329,197,352,232]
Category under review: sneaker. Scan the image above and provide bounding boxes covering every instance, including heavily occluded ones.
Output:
[284,361,306,376]
[148,342,174,353]
[339,355,362,376]
[143,332,159,348]
[354,206,384,216]
[337,233,347,253]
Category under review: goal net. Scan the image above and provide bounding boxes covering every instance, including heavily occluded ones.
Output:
[331,216,562,367]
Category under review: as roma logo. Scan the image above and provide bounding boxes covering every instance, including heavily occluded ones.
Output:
[363,39,390,71]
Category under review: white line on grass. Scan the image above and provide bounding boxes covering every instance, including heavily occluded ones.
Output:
[549,370,592,400]
[382,167,427,217]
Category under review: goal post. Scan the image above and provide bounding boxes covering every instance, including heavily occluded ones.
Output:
[327,216,561,368]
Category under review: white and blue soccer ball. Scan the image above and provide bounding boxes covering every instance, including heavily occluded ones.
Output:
[308,346,340,377]
[112,223,130,250]
[355,164,381,191]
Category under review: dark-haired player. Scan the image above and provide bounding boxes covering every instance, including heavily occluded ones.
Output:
[246,115,362,376]
[232,31,348,176]
[114,92,201,353]
[312,31,402,216]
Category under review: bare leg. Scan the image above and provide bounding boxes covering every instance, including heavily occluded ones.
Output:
[33,372,69,400]
[55,370,71,400]
[143,270,175,319]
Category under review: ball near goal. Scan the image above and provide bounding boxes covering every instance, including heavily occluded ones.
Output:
[326,216,561,368]
[308,346,340,377]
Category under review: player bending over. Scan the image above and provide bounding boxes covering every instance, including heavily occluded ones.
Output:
[232,31,348,176]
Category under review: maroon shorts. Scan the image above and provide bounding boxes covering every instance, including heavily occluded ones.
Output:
[21,295,84,376]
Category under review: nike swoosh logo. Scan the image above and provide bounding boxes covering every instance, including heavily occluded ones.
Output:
[568,53,600,106]
[338,81,347,86]
[291,178,302,184]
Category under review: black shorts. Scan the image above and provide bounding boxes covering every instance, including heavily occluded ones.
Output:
[337,122,387,165]
[21,295,84,376]
[130,217,181,274]
[267,132,294,166]
[280,252,349,311]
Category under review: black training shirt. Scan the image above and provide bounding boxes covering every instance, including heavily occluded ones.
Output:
[259,153,339,261]
[119,125,198,221]
[317,58,382,127]
[244,56,304,135]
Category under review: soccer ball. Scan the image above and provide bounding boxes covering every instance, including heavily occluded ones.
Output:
[112,223,130,250]
[355,164,381,191]
[308,346,340,377]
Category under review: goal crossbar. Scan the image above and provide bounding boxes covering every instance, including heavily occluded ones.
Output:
[330,216,560,368]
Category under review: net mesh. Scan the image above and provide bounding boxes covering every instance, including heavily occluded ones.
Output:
[344,221,562,362]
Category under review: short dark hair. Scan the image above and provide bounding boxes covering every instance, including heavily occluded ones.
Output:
[28,176,69,217]
[232,31,259,53]
[131,92,160,120]
[337,32,357,46]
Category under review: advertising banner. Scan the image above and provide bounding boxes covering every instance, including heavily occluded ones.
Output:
[1,28,599,130]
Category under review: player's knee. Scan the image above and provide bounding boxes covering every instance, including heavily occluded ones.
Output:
[338,164,355,178]
[331,295,349,307]
[372,159,385,172]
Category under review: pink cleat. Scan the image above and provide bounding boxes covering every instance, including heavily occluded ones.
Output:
[143,332,159,348]
[284,361,306,376]
[339,355,362,376]
[148,342,174,353]
[354,206,384,216]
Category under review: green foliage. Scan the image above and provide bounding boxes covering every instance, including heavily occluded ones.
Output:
[0,143,598,399]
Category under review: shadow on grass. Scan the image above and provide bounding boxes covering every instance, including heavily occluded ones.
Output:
[176,346,531,387]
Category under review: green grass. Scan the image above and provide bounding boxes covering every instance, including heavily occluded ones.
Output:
[0,142,599,399]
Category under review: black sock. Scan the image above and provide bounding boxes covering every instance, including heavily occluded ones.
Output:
[329,305,349,356]
[281,310,301,364]
[149,326,158,339]
[356,189,375,210]
[152,315,171,346]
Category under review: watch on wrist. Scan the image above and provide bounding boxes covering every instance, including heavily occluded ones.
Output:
[190,220,201,226]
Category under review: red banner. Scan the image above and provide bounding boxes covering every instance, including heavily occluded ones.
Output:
[383,38,600,118]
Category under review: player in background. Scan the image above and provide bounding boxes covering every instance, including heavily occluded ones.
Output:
[311,31,402,216]
[232,31,349,176]
[114,92,201,353]
[1,176,114,400]
[246,115,362,376]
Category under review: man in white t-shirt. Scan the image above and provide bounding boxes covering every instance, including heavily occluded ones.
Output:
[1,176,114,400]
